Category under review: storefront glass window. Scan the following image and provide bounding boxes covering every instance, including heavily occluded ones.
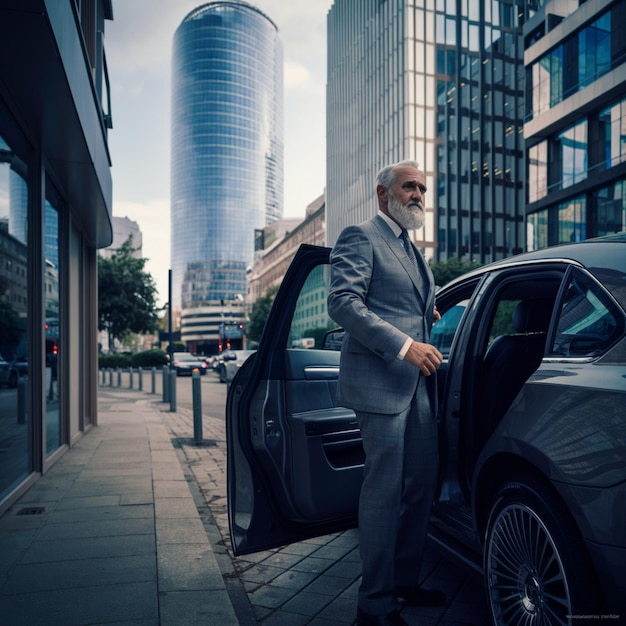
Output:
[44,198,61,456]
[0,130,31,499]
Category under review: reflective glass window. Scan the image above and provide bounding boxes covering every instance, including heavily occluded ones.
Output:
[528,141,547,202]
[593,180,626,237]
[558,196,586,244]
[527,208,548,252]
[0,127,30,499]
[598,98,626,170]
[44,195,61,456]
[551,269,623,357]
[559,120,587,189]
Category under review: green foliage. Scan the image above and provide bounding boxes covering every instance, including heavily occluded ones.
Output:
[131,349,168,367]
[247,285,279,342]
[490,300,519,339]
[98,353,132,369]
[429,257,481,287]
[98,349,168,369]
[98,236,159,348]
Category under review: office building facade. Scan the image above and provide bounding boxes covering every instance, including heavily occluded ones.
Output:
[0,0,114,515]
[326,0,528,264]
[171,1,284,353]
[524,0,626,248]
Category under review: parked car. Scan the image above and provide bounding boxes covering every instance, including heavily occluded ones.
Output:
[226,235,626,622]
[218,349,256,383]
[0,353,18,388]
[171,352,207,376]
[11,356,28,379]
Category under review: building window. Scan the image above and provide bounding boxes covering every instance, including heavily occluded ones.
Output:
[598,98,626,170]
[0,118,31,500]
[44,192,61,456]
[593,180,626,237]
[558,120,587,189]
[527,208,548,251]
[528,140,547,202]
[528,8,615,119]
[558,196,586,244]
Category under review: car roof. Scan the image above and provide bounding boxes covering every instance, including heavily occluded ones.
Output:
[443,234,626,289]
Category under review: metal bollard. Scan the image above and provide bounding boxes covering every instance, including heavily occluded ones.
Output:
[129,367,134,389]
[151,367,156,394]
[117,367,121,387]
[138,367,143,391]
[192,370,203,444]
[162,366,169,402]
[169,369,177,412]
[17,377,26,424]
[108,368,113,386]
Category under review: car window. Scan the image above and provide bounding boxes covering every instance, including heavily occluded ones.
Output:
[486,299,522,349]
[550,269,624,357]
[431,300,469,354]
[287,264,340,349]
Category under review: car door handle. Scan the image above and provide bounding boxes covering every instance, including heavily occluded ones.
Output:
[303,366,339,380]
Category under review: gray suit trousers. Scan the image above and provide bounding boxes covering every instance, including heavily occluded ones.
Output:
[355,374,438,615]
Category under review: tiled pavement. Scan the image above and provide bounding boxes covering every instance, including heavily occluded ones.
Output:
[163,380,490,625]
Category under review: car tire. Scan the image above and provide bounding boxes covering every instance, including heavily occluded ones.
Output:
[484,476,598,624]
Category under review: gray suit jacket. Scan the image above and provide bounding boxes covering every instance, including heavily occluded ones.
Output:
[328,215,437,415]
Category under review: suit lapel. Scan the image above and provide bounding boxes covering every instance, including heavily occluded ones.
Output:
[372,216,426,305]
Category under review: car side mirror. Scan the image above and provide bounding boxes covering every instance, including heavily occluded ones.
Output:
[322,328,344,351]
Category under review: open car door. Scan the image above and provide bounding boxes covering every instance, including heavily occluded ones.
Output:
[226,244,363,555]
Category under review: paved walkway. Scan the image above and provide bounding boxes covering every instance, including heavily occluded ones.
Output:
[0,381,490,625]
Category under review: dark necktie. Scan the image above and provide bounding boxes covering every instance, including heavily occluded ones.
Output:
[400,230,417,267]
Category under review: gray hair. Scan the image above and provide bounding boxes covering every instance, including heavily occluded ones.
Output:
[376,160,421,190]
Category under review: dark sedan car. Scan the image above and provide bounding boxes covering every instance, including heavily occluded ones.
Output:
[171,352,207,376]
[226,235,626,623]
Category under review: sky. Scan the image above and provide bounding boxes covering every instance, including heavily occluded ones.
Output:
[106,0,334,305]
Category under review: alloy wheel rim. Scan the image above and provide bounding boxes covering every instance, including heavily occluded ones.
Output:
[486,502,572,625]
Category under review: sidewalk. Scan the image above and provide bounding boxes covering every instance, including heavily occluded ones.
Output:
[0,385,238,626]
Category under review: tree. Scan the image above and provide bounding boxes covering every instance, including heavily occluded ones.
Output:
[98,236,159,351]
[246,285,279,342]
[429,257,481,287]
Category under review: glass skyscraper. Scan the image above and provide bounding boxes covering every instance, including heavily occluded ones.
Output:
[171,1,283,350]
[326,0,527,264]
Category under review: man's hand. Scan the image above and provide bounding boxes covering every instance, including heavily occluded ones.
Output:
[433,306,441,323]
[404,340,443,376]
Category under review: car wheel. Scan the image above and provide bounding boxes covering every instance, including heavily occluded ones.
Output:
[484,477,597,624]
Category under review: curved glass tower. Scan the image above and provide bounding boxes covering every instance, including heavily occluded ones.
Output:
[171,1,283,331]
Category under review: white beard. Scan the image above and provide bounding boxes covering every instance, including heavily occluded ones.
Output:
[388,192,424,230]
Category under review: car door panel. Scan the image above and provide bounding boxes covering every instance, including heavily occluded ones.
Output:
[282,348,362,520]
[228,245,361,555]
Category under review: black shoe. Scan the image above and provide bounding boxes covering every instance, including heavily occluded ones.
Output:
[356,607,408,626]
[396,585,446,606]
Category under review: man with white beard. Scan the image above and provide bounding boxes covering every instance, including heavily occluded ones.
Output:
[328,160,444,626]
